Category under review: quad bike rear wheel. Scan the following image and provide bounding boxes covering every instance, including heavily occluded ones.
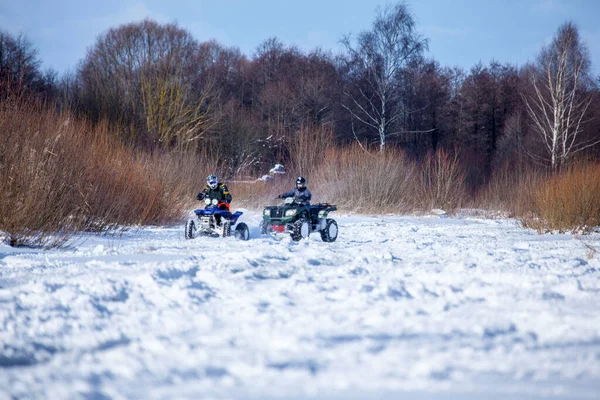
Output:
[320,219,338,242]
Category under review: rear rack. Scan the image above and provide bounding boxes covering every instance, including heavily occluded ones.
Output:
[313,203,337,211]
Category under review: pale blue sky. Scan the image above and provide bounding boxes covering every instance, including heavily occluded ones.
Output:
[1,0,599,75]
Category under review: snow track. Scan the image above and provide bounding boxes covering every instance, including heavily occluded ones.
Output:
[1,212,600,399]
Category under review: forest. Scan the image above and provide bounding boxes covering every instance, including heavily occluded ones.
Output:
[1,3,600,246]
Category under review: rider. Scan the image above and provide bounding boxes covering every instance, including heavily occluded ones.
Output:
[197,174,232,216]
[278,176,312,205]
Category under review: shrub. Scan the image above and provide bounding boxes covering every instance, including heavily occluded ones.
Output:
[311,144,418,213]
[286,124,334,179]
[417,150,465,211]
[520,163,600,233]
[473,162,545,216]
[0,99,196,247]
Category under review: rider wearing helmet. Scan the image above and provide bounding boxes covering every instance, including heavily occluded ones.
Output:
[197,174,232,208]
[278,176,312,205]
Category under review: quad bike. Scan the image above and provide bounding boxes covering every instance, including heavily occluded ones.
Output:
[260,197,338,242]
[185,198,250,240]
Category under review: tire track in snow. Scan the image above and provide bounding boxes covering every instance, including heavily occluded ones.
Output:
[1,214,600,399]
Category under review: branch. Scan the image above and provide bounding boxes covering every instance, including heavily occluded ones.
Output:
[387,128,436,137]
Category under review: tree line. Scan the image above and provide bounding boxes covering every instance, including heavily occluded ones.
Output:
[2,3,599,191]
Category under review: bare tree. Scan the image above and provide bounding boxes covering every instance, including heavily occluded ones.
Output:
[140,62,217,150]
[523,22,596,170]
[341,2,428,152]
[79,19,218,149]
[0,31,43,97]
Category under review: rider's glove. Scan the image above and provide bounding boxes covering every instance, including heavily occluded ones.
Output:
[196,193,204,200]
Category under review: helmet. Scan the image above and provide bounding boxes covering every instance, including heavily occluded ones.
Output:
[296,176,307,191]
[207,174,218,189]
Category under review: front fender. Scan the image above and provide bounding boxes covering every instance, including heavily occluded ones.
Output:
[231,211,243,225]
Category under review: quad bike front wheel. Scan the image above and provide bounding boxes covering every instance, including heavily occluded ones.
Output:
[320,218,338,242]
[185,219,196,239]
[235,222,250,241]
[260,220,271,235]
[222,221,231,237]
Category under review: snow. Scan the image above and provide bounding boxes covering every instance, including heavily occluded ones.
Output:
[269,163,285,174]
[1,211,600,399]
[257,164,286,181]
[257,174,274,182]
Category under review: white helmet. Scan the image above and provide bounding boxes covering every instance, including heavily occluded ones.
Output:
[207,174,218,189]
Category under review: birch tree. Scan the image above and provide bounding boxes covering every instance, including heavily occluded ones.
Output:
[524,22,596,170]
[341,3,428,152]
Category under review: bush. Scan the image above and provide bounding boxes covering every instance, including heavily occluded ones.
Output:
[230,146,468,215]
[311,144,418,213]
[417,150,465,211]
[520,163,600,233]
[473,162,544,216]
[136,149,220,214]
[286,124,334,179]
[0,99,201,247]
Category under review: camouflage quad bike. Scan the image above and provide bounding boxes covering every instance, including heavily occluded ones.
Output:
[261,197,338,242]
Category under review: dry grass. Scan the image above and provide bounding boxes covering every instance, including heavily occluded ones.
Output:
[473,162,545,216]
[310,144,418,213]
[228,146,468,215]
[9,96,600,244]
[417,150,466,212]
[0,98,212,247]
[136,150,220,215]
[1,100,82,246]
[286,124,334,179]
[224,124,334,211]
[520,163,600,233]
[228,179,288,209]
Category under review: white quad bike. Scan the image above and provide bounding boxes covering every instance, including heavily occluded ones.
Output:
[185,198,250,240]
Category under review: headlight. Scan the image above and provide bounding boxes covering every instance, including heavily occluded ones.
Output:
[204,198,211,205]
[264,209,270,216]
[212,198,218,205]
[284,209,297,217]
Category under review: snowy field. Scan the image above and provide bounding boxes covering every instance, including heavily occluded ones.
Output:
[1,211,600,400]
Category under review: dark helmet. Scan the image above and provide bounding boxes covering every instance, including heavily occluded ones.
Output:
[207,174,218,189]
[296,176,307,191]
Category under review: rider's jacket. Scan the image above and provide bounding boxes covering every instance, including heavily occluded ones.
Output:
[281,187,312,205]
[198,183,232,203]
